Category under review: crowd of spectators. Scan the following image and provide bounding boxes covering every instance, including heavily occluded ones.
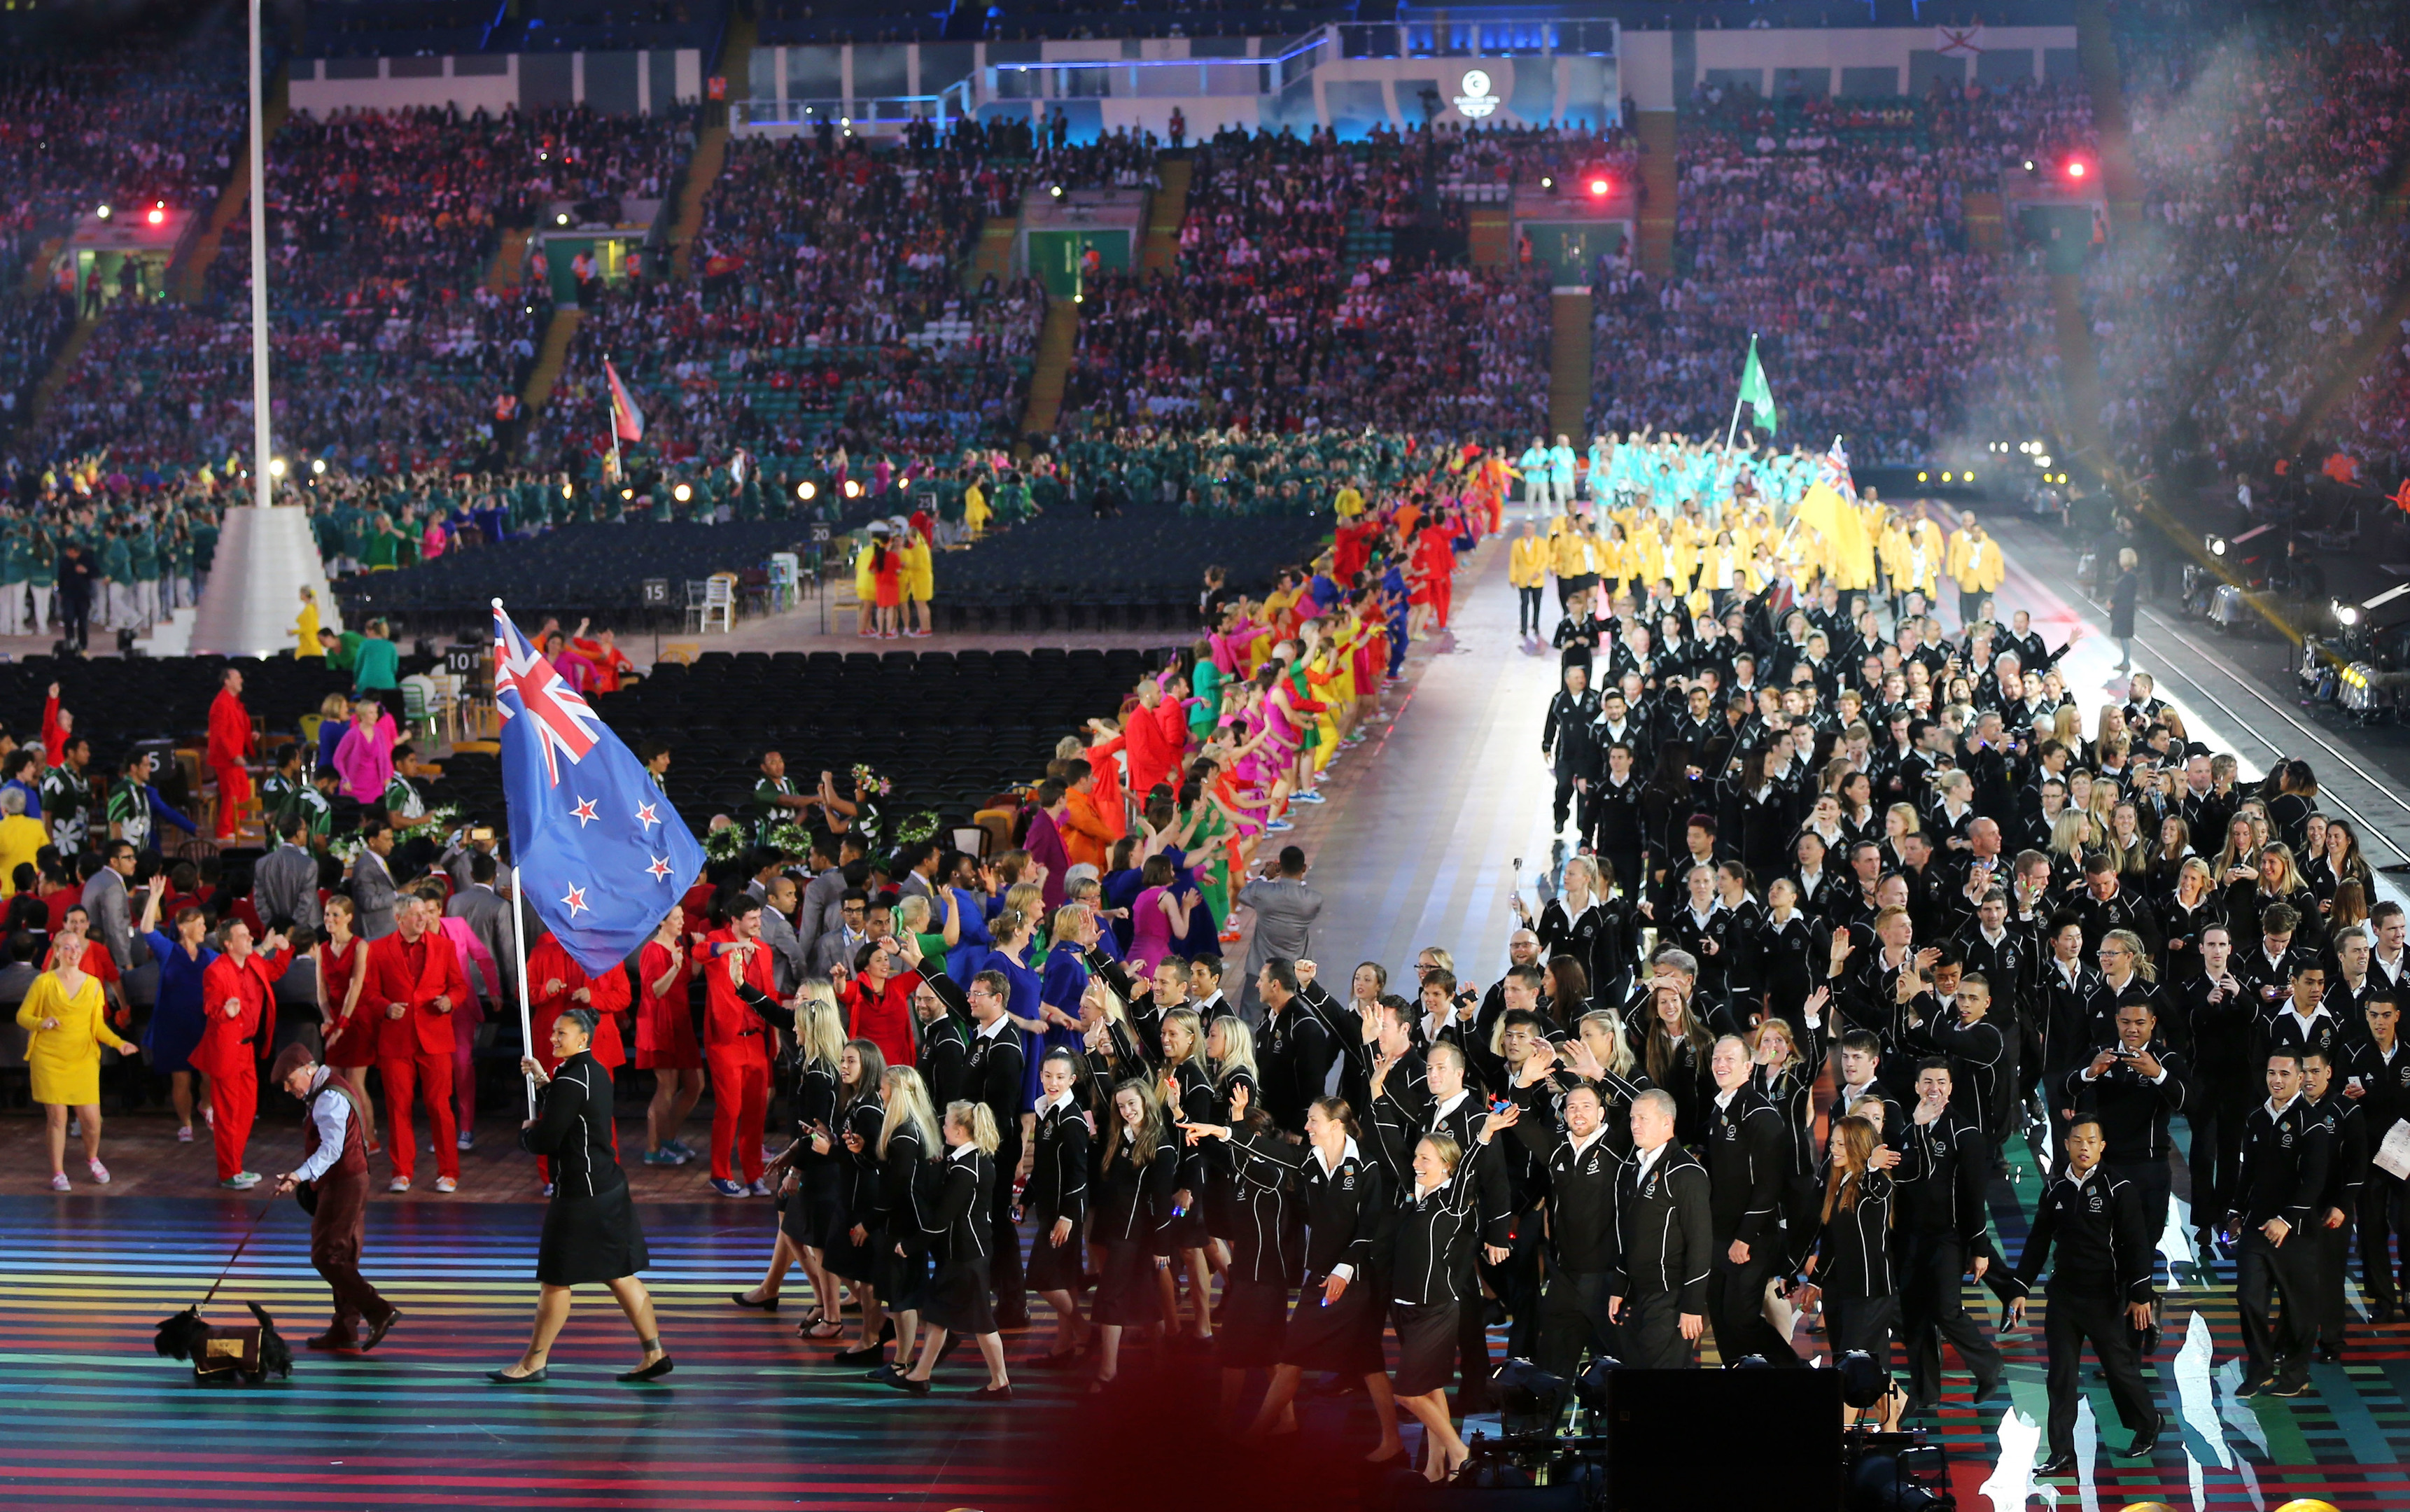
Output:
[536,125,1049,470]
[2085,1,2410,486]
[1588,81,2095,469]
[0,13,244,290]
[1056,125,1556,444]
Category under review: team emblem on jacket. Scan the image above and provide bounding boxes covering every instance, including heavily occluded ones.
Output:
[2087,1191,2104,1212]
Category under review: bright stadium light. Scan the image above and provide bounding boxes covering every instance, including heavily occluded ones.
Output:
[146,202,165,225]
[2066,158,2090,181]
[268,457,287,478]
[562,483,573,499]
[1918,471,1929,483]
[1049,184,1063,198]
[1541,176,1554,188]
[843,479,862,498]
[310,458,326,475]
[556,213,570,226]
[2335,601,2362,627]
[1589,176,1609,197]
[798,481,817,500]
[673,483,692,503]
[2037,454,2053,468]
[621,488,633,500]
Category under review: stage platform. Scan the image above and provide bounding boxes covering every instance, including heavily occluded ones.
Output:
[5,523,2410,1508]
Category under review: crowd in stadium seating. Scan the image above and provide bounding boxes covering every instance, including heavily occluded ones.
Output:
[536,129,1048,468]
[1589,82,2094,469]
[1056,127,1557,446]
[2089,4,2410,484]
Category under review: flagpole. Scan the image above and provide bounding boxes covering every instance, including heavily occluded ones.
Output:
[606,352,623,489]
[1725,332,1754,453]
[496,596,539,1118]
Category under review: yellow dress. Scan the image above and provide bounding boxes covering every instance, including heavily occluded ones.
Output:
[295,597,323,657]
[964,483,990,538]
[902,535,934,602]
[18,971,126,1107]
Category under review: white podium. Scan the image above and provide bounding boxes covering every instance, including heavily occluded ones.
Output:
[176,505,341,659]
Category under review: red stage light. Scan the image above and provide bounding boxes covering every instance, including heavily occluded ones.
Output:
[1588,176,1609,197]
[2066,159,2089,180]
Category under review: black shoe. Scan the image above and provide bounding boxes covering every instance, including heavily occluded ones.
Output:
[881,1373,930,1396]
[2273,1377,2313,1397]
[2313,1344,2342,1364]
[304,1333,360,1353]
[2118,1412,2165,1457]
[486,1367,548,1385]
[361,1309,400,1354]
[967,1383,1013,1401]
[617,1356,675,1382]
[2369,1301,2400,1326]
[833,1345,885,1366]
[1970,1370,2003,1403]
[867,1363,906,1386]
[2236,1376,2271,1399]
[729,1290,779,1311]
[2035,1451,2076,1477]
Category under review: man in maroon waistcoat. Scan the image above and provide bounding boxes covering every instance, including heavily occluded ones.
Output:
[272,1044,400,1353]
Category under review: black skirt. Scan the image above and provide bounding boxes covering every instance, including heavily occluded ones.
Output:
[1282,1269,1383,1376]
[821,1209,878,1284]
[1025,1210,1086,1292]
[537,1179,650,1287]
[1156,1200,1210,1254]
[883,1238,931,1311]
[781,1163,847,1249]
[1391,1298,1459,1396]
[1217,1276,1290,1368]
[1092,1238,1159,1327]
[924,1254,996,1337]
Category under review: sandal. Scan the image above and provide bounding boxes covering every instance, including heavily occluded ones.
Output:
[800,1318,848,1340]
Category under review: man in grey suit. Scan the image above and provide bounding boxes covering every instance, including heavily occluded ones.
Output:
[253,812,323,932]
[757,873,808,993]
[444,851,517,1009]
[80,841,144,972]
[811,888,874,978]
[351,822,400,940]
[1235,844,1323,1025]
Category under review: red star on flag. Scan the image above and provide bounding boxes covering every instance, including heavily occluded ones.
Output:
[646,855,673,881]
[561,883,589,916]
[570,796,600,827]
[636,802,659,830]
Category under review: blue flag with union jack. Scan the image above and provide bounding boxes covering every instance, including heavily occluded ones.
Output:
[493,602,703,974]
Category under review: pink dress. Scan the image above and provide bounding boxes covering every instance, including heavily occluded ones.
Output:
[1130,886,1175,972]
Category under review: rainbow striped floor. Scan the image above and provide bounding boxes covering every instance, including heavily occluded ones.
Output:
[3,1131,2409,1510]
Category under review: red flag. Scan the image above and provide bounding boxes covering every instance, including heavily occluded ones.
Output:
[604,358,645,443]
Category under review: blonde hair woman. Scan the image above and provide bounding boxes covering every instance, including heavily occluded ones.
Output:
[886,1101,1011,1397]
[18,932,132,1189]
[736,983,848,1331]
[870,1065,942,1368]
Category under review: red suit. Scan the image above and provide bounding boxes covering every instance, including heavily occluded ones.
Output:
[367,925,470,1184]
[703,926,776,1186]
[194,946,287,1180]
[207,687,254,840]
[528,934,631,1072]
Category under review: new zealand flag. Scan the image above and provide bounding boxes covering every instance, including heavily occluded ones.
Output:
[493,601,703,973]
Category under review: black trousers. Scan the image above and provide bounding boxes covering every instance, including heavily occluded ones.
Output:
[1534,1267,1620,1380]
[1518,584,1545,635]
[2041,1282,2155,1455]
[2310,1214,2352,1350]
[1552,771,1581,832]
[2107,1157,2173,1285]
[2186,1082,2250,1237]
[2359,1172,2409,1311]
[1959,589,1987,630]
[2235,1227,2316,1387]
[1709,1255,1798,1366]
[1617,1287,1695,1368]
[1898,1230,2002,1405]
[1483,1212,1543,1361]
[59,587,89,650]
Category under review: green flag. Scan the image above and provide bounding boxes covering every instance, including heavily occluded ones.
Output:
[1737,334,1777,435]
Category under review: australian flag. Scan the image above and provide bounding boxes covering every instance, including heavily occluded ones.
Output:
[493,601,703,974]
